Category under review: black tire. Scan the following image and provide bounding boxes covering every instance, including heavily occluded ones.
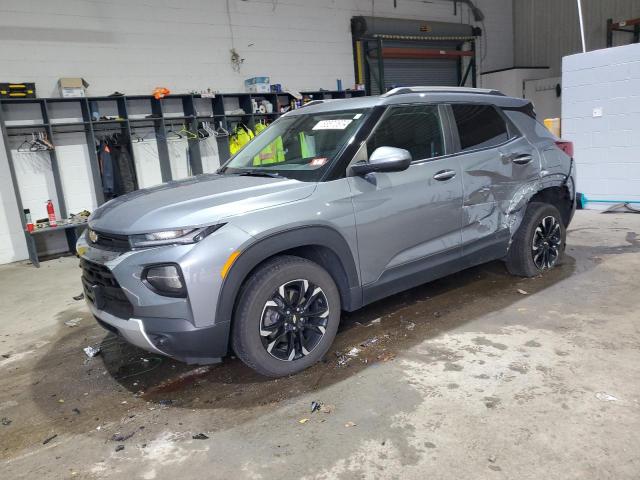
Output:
[505,202,566,277]
[231,255,341,377]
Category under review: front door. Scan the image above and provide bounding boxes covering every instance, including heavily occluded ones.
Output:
[347,104,464,301]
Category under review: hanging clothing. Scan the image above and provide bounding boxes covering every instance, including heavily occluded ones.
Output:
[229,124,254,155]
[98,140,115,196]
[98,135,137,198]
[200,135,221,173]
[112,141,137,195]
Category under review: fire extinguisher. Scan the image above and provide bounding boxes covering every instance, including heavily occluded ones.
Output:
[46,200,57,227]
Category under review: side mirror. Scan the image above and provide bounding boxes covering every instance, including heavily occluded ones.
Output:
[351,146,412,175]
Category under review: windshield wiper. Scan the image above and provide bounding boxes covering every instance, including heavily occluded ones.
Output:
[237,171,287,179]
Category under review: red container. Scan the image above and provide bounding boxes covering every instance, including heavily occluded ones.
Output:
[46,200,57,227]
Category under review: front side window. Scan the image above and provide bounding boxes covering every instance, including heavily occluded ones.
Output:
[366,104,444,161]
[451,104,509,152]
[221,109,370,181]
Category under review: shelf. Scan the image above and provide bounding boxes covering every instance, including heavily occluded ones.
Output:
[5,123,49,128]
[91,119,128,124]
[50,121,90,127]
[129,117,162,122]
[162,115,194,121]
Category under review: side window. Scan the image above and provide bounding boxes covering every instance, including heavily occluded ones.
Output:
[367,105,444,161]
[451,104,509,151]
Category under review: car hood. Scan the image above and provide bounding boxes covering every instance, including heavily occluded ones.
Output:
[88,174,316,234]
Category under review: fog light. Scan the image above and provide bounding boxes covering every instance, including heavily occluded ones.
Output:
[143,264,186,297]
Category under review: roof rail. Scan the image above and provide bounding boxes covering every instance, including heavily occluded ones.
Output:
[381,86,505,97]
[299,99,334,108]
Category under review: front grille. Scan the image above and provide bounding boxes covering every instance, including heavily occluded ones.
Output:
[92,231,131,252]
[81,259,133,319]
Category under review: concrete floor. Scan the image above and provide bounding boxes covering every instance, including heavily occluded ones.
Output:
[1,210,639,479]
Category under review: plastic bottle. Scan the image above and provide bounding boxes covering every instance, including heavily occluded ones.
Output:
[24,209,34,232]
[46,200,57,227]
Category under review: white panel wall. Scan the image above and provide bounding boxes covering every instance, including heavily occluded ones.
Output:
[0,0,513,264]
[0,0,513,96]
[480,67,551,98]
[562,43,640,208]
[0,133,29,264]
[523,76,561,121]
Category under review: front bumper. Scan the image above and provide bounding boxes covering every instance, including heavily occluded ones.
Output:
[77,224,253,363]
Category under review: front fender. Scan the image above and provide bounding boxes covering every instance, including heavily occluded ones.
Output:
[214,225,362,334]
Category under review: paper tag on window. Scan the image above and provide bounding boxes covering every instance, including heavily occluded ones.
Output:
[309,157,328,166]
[313,119,352,130]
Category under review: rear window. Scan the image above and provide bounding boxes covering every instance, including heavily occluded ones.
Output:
[452,104,509,151]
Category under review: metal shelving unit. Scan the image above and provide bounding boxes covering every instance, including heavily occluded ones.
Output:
[0,89,366,265]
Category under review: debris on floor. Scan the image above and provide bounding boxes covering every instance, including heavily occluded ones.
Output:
[115,445,125,452]
[298,418,309,424]
[319,404,335,414]
[517,289,528,295]
[1,417,11,426]
[367,317,382,326]
[111,432,135,442]
[42,434,58,445]
[346,347,361,357]
[377,351,396,362]
[72,293,84,301]
[310,401,321,413]
[405,322,416,331]
[595,392,618,402]
[64,318,81,327]
[83,346,101,358]
[192,433,209,440]
[360,337,379,348]
[336,355,350,367]
[344,421,357,428]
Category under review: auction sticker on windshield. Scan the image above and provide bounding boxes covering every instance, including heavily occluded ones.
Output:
[313,119,352,130]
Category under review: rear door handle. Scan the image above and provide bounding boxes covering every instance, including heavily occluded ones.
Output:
[433,169,456,181]
[505,153,533,165]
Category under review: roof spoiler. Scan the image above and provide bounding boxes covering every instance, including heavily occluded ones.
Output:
[381,86,505,97]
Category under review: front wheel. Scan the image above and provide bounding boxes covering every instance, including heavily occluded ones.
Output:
[231,255,341,377]
[505,202,566,277]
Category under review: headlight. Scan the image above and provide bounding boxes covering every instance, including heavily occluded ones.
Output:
[130,224,224,248]
[142,264,186,297]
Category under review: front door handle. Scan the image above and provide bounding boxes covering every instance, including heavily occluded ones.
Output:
[433,169,456,181]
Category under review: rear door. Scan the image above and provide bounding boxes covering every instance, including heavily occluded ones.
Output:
[348,104,463,297]
[448,103,541,262]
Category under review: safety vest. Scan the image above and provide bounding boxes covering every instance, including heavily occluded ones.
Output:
[229,124,254,155]
[253,136,285,165]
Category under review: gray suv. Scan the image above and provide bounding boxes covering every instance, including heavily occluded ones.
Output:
[77,87,576,377]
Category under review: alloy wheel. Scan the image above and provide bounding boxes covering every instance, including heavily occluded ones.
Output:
[259,279,330,361]
[532,215,562,270]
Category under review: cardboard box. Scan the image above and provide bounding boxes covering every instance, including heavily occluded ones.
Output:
[244,76,270,93]
[58,77,89,97]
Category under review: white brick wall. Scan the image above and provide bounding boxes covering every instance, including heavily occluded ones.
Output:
[0,0,513,264]
[562,43,640,208]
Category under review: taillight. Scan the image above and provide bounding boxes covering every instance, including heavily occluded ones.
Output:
[555,140,574,157]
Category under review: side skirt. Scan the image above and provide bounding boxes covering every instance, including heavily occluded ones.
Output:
[361,231,510,307]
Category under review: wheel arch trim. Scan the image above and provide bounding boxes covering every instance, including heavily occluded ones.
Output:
[214,225,361,332]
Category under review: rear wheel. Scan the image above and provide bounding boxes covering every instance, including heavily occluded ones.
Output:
[506,202,566,277]
[231,255,341,377]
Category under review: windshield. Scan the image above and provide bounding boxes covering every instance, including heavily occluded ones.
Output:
[220,108,371,181]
